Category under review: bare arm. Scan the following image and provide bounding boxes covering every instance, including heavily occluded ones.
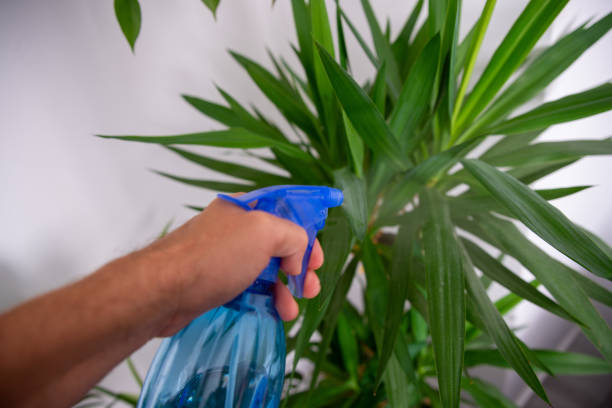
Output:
[0,197,323,407]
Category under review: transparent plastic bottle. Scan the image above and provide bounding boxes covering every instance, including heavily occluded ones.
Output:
[136,186,343,408]
[137,281,284,408]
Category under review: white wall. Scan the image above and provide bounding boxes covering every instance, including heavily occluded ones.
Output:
[1,0,611,403]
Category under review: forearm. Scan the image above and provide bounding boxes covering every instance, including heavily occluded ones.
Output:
[0,249,169,406]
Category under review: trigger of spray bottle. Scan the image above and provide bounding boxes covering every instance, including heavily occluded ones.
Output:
[136,185,343,408]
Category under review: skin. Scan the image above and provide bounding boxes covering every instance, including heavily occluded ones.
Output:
[0,196,323,407]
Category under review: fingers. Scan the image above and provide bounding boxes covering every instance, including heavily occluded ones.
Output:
[274,282,299,321]
[273,270,320,321]
[258,213,309,277]
[308,239,324,270]
[302,270,321,299]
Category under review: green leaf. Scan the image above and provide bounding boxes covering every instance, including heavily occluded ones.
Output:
[422,189,465,408]
[98,128,277,148]
[98,128,312,162]
[377,141,476,224]
[342,111,364,177]
[214,87,288,141]
[375,214,419,387]
[230,51,321,143]
[535,185,592,201]
[474,12,612,132]
[370,61,387,114]
[338,7,377,67]
[308,256,358,394]
[462,377,517,408]
[570,269,612,308]
[465,349,612,376]
[311,0,340,159]
[389,34,440,152]
[114,0,141,52]
[125,357,143,387]
[463,215,612,365]
[510,158,579,185]
[391,0,423,66]
[291,0,316,87]
[182,94,241,127]
[480,130,543,160]
[335,0,349,70]
[454,0,569,138]
[201,0,220,17]
[336,311,359,384]
[157,218,174,239]
[461,244,549,404]
[316,43,408,170]
[333,168,367,240]
[453,0,497,121]
[317,208,355,309]
[359,0,402,100]
[165,146,291,185]
[361,239,415,407]
[485,83,612,135]
[153,170,253,193]
[462,159,612,279]
[462,239,580,324]
[440,0,461,120]
[93,386,139,405]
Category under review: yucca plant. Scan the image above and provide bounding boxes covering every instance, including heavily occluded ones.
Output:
[97,0,612,406]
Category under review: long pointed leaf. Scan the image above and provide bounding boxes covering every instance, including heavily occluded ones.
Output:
[307,256,358,394]
[462,238,580,324]
[316,43,409,170]
[114,0,141,52]
[462,377,517,408]
[153,171,253,193]
[453,0,497,120]
[182,94,241,127]
[375,212,420,386]
[359,0,402,100]
[463,159,612,279]
[389,34,440,152]
[485,138,612,167]
[316,208,354,309]
[465,348,612,375]
[391,0,423,68]
[165,146,291,185]
[230,51,322,142]
[484,83,612,135]
[98,128,278,149]
[378,141,476,224]
[342,111,364,177]
[422,189,465,408]
[475,12,612,132]
[338,7,377,67]
[455,0,569,137]
[463,215,612,365]
[461,244,549,404]
[333,168,367,240]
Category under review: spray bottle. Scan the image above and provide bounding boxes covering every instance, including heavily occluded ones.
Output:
[136,185,343,408]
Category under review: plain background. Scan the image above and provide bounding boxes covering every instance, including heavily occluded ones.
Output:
[1,0,611,405]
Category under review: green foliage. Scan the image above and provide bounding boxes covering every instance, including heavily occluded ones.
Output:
[107,1,612,407]
[114,0,141,52]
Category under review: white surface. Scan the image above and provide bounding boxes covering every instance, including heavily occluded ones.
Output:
[1,0,611,403]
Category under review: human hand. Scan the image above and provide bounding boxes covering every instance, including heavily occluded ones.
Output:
[137,195,323,336]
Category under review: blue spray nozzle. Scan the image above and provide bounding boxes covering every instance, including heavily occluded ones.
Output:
[219,185,343,297]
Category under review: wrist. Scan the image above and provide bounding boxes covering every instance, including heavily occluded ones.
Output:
[114,245,180,338]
